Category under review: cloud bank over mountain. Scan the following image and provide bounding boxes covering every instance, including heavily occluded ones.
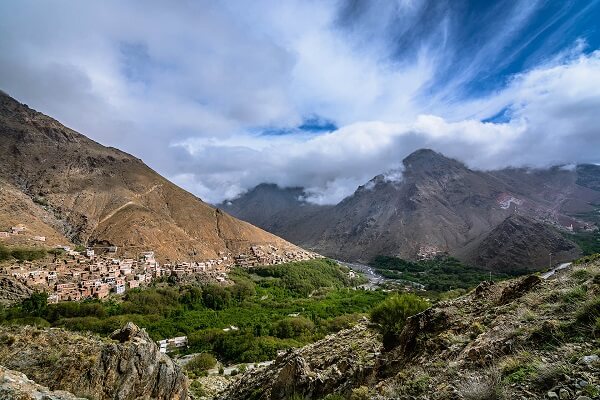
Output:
[1,0,599,203]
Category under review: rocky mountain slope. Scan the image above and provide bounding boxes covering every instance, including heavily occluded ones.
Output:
[0,366,86,400]
[0,276,32,306]
[218,260,600,399]
[0,322,188,400]
[458,214,581,274]
[0,91,302,261]
[220,183,329,236]
[222,149,600,270]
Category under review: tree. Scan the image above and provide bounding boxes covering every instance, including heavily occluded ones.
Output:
[229,280,255,303]
[21,292,49,317]
[370,293,429,349]
[184,353,217,375]
[202,284,231,310]
[180,286,203,307]
[272,317,314,339]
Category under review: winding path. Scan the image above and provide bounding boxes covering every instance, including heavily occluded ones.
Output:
[97,184,162,225]
[541,262,572,279]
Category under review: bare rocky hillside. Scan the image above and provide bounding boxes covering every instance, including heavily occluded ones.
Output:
[0,91,302,261]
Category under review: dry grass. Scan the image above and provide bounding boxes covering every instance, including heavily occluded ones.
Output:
[456,368,504,400]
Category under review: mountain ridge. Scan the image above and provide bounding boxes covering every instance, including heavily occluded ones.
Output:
[221,150,600,270]
[0,91,304,261]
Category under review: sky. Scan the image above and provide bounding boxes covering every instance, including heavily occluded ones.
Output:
[1,0,600,204]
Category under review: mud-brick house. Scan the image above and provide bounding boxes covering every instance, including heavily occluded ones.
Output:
[92,283,110,299]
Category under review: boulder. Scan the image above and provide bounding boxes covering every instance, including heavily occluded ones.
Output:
[498,275,541,305]
[0,323,188,400]
[0,366,85,400]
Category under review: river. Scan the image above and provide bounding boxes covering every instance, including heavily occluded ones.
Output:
[336,260,390,289]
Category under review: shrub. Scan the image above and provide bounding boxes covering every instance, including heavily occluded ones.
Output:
[576,296,600,325]
[0,334,15,346]
[0,245,12,261]
[350,386,370,400]
[190,381,206,398]
[500,352,538,383]
[48,248,65,256]
[326,313,363,332]
[572,269,592,282]
[574,253,600,265]
[457,368,505,400]
[533,363,567,390]
[185,353,217,375]
[562,286,587,304]
[271,317,314,339]
[370,293,429,349]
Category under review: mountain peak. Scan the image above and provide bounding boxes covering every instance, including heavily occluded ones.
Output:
[402,148,466,175]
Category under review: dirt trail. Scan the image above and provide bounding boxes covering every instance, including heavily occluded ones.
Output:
[97,184,162,225]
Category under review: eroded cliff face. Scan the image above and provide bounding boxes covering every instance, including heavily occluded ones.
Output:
[0,322,188,400]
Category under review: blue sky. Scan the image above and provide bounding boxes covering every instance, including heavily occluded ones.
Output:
[1,0,600,203]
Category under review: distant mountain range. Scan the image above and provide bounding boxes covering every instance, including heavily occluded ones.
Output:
[0,91,302,261]
[220,149,600,272]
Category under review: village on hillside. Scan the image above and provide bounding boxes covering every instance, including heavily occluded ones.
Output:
[0,224,318,303]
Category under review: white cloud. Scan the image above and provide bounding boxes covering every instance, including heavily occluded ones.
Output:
[174,51,600,204]
[0,1,599,205]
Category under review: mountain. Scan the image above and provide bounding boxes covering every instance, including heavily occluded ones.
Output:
[222,149,600,270]
[457,214,580,273]
[0,91,302,261]
[218,183,328,238]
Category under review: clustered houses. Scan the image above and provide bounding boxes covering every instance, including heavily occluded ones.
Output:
[2,249,160,302]
[0,238,320,302]
[234,245,317,267]
[417,245,444,260]
[1,248,235,302]
[0,224,45,242]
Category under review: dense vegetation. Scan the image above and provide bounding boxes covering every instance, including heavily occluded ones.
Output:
[0,259,387,363]
[185,353,217,375]
[0,244,47,262]
[370,293,430,349]
[570,231,600,256]
[568,204,600,255]
[370,256,508,292]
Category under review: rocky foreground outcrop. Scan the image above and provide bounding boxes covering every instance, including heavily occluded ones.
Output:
[0,322,188,400]
[214,262,600,399]
[220,321,382,399]
[0,366,85,399]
